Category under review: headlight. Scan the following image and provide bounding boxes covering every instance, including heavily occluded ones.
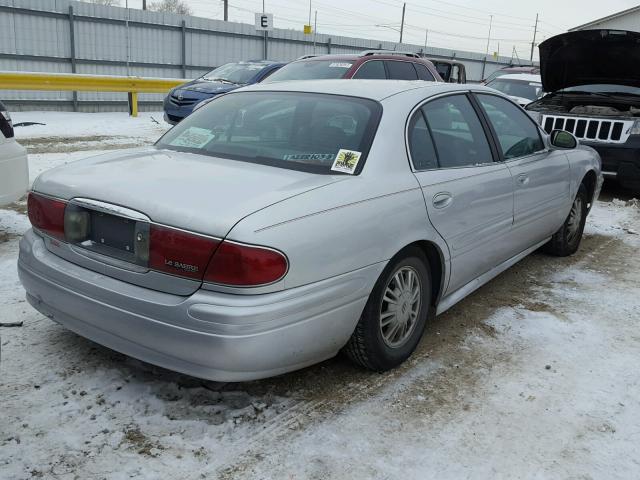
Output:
[628,120,640,135]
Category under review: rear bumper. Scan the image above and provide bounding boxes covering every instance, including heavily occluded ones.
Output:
[18,230,378,381]
[0,139,28,205]
[584,137,640,191]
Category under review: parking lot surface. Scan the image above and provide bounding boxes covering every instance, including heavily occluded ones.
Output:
[1,113,639,479]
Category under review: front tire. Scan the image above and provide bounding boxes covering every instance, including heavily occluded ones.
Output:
[344,247,431,372]
[544,183,588,257]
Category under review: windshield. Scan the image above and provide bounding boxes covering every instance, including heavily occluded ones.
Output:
[559,84,640,96]
[484,70,508,83]
[487,79,542,101]
[264,60,353,82]
[202,63,267,84]
[156,91,381,174]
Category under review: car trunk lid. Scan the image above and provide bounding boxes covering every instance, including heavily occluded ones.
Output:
[32,147,340,295]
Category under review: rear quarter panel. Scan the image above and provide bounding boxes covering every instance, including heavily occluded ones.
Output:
[224,91,451,291]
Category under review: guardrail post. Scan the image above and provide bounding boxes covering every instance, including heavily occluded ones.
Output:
[181,20,187,79]
[68,6,78,112]
[128,92,138,117]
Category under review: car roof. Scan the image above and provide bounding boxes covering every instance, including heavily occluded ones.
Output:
[292,54,425,62]
[239,79,472,101]
[491,73,541,82]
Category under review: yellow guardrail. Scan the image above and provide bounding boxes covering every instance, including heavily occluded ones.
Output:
[0,71,187,117]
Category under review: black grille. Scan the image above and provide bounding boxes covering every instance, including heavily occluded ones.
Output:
[169,94,198,107]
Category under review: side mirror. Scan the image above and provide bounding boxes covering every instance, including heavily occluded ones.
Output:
[550,129,578,149]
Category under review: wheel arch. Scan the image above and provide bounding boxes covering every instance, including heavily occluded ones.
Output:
[581,169,598,208]
[393,240,446,309]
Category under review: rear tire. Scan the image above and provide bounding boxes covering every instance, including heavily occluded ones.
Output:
[344,247,431,372]
[543,183,588,257]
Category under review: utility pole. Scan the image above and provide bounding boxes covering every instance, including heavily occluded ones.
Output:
[313,10,318,52]
[308,0,312,29]
[530,13,539,62]
[424,29,428,51]
[399,2,406,44]
[142,0,146,10]
[485,14,493,57]
[223,0,228,21]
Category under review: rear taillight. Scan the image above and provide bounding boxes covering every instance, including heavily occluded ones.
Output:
[27,192,66,240]
[204,240,288,286]
[26,194,288,286]
[149,224,220,280]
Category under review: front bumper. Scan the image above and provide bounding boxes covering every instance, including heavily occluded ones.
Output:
[583,137,640,191]
[18,230,377,381]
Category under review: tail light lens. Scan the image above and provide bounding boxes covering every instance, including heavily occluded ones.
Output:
[27,192,67,240]
[204,240,288,286]
[149,224,219,280]
[26,193,288,287]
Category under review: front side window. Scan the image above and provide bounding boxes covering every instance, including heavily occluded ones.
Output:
[202,63,268,84]
[157,92,381,174]
[386,61,418,80]
[264,60,352,82]
[353,60,387,79]
[421,95,493,168]
[476,94,544,160]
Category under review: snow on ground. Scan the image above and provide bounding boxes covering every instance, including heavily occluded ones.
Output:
[12,111,168,141]
[1,113,640,479]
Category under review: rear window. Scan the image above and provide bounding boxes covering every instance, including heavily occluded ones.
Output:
[264,60,353,82]
[487,79,542,101]
[202,62,269,84]
[156,91,381,175]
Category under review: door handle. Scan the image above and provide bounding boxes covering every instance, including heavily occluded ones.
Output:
[517,174,530,186]
[432,192,453,209]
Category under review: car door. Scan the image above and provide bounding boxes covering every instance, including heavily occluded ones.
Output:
[409,93,515,295]
[473,93,571,249]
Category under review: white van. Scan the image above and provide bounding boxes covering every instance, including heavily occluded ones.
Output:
[0,101,29,206]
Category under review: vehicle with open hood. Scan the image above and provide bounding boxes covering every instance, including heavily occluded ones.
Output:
[527,29,640,192]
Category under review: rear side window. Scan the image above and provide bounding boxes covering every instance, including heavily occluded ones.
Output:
[157,91,382,175]
[476,94,544,159]
[414,63,435,81]
[353,60,387,79]
[421,95,493,168]
[386,61,418,80]
[408,111,438,170]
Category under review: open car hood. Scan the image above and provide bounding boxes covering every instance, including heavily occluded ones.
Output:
[539,30,640,92]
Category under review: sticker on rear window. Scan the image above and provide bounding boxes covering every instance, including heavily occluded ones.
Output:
[169,127,215,148]
[283,153,335,162]
[331,149,362,174]
[329,62,353,68]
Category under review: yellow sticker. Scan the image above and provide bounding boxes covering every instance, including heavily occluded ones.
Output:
[331,149,362,174]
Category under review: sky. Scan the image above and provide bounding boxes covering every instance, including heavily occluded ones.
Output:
[121,0,639,60]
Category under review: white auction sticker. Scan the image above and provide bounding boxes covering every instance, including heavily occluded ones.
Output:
[169,127,215,148]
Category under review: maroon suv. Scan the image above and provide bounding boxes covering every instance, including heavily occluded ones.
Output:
[264,51,443,83]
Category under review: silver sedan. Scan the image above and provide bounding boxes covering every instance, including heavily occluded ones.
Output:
[19,80,603,381]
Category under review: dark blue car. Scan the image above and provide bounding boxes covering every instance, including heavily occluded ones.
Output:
[163,60,285,124]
